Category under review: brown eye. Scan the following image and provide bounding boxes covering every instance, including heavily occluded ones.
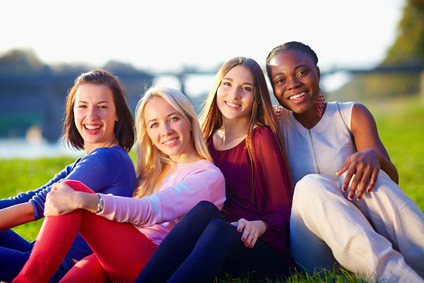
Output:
[275,78,285,84]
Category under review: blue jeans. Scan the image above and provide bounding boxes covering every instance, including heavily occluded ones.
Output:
[0,229,75,282]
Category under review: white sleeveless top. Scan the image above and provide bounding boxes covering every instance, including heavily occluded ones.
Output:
[280,101,356,185]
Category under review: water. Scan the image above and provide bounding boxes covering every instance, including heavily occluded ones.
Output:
[0,138,84,159]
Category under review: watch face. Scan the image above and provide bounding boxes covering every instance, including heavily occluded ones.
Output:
[95,194,104,213]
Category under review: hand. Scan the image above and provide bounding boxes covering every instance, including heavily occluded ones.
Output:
[231,218,267,248]
[44,182,79,216]
[336,149,381,200]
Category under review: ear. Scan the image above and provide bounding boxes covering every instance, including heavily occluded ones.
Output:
[316,66,321,81]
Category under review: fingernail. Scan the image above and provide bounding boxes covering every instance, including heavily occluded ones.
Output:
[245,242,249,247]
[242,237,246,242]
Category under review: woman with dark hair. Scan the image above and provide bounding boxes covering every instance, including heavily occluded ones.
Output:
[0,69,137,282]
[266,41,424,282]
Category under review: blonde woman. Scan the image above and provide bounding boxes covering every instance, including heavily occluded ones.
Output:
[136,57,294,283]
[13,86,225,283]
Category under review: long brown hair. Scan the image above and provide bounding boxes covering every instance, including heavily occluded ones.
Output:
[200,57,292,196]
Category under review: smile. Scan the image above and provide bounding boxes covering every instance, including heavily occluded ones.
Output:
[85,124,101,130]
[163,137,178,146]
[225,101,241,108]
[289,92,306,100]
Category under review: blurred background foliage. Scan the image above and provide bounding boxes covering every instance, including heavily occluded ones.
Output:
[0,0,423,143]
[328,0,424,101]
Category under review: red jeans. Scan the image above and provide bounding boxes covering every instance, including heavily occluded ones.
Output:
[13,180,158,283]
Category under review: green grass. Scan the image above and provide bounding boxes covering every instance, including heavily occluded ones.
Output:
[0,156,78,239]
[0,96,423,282]
[216,267,370,283]
[366,96,424,210]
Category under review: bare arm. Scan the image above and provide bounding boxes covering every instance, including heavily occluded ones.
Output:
[337,103,398,200]
[0,202,35,230]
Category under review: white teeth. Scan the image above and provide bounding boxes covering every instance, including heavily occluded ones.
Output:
[164,138,177,145]
[289,92,305,100]
[226,101,240,108]
[85,125,101,130]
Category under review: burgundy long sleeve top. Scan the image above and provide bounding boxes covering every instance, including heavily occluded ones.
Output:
[207,126,293,259]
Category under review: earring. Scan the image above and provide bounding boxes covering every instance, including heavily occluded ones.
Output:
[273,104,283,122]
[315,91,325,118]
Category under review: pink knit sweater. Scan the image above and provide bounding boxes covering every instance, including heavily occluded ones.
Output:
[98,159,226,245]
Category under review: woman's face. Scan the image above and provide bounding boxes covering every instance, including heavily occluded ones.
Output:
[268,49,320,115]
[73,83,118,153]
[216,65,254,123]
[144,96,197,163]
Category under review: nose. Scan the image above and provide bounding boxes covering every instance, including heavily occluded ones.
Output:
[160,122,173,136]
[229,87,242,99]
[286,75,300,89]
[87,106,99,119]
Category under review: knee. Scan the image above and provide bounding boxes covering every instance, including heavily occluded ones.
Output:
[293,174,338,208]
[207,218,233,236]
[62,180,95,193]
[182,201,221,227]
[191,201,220,216]
[295,174,332,196]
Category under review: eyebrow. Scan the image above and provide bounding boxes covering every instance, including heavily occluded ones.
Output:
[222,77,254,86]
[76,100,111,104]
[147,111,180,124]
[272,64,309,79]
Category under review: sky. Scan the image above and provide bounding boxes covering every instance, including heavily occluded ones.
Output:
[1,0,405,93]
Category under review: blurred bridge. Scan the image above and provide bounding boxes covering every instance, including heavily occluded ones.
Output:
[0,64,423,142]
[154,64,424,96]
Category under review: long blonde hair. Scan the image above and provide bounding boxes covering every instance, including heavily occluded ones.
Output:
[134,86,212,198]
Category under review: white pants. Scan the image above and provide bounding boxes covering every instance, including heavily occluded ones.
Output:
[290,171,424,282]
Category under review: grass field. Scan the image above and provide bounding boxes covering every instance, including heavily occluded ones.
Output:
[0,95,423,282]
[366,96,424,209]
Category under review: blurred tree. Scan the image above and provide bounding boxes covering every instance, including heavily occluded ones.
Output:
[384,0,424,65]
[0,49,153,141]
[329,0,424,101]
[103,60,138,73]
[0,49,49,74]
